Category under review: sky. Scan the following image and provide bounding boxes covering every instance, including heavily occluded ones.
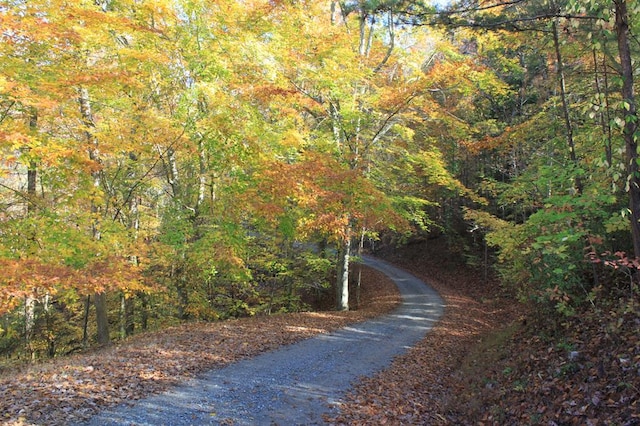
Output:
[432,0,453,8]
[431,0,455,9]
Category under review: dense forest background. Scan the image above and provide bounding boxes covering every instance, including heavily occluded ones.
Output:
[1,0,639,363]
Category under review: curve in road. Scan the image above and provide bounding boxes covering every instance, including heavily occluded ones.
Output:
[81,256,444,426]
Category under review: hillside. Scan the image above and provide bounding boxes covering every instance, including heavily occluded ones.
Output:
[331,239,640,425]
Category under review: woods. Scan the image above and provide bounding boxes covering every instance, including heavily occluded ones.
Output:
[1,0,639,376]
[434,0,640,317]
[0,0,450,359]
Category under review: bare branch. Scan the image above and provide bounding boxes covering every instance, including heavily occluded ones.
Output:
[0,101,16,124]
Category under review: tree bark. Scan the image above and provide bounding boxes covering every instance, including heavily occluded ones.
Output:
[24,296,35,361]
[336,234,351,311]
[94,292,110,346]
[43,294,54,357]
[615,0,640,261]
[119,292,127,340]
[355,227,366,309]
[82,295,91,348]
[166,147,181,198]
[27,108,37,212]
[197,137,207,213]
[140,292,149,331]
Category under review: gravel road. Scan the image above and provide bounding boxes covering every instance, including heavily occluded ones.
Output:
[81,256,444,426]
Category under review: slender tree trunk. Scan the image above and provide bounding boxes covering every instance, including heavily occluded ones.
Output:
[140,292,149,331]
[197,138,207,214]
[27,107,37,208]
[552,20,582,194]
[615,0,640,261]
[24,107,38,361]
[43,294,54,358]
[336,233,351,311]
[358,7,368,57]
[24,296,35,361]
[601,54,613,167]
[173,264,189,320]
[79,86,111,346]
[119,292,127,340]
[592,49,613,166]
[483,237,489,284]
[166,147,180,198]
[121,191,140,338]
[329,102,343,151]
[356,227,366,309]
[82,295,91,348]
[119,292,135,338]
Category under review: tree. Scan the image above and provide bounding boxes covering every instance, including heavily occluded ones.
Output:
[268,0,452,310]
[0,0,508,360]
[432,0,640,312]
[0,0,171,352]
[613,0,640,260]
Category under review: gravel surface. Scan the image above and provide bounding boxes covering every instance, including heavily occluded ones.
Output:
[79,256,444,426]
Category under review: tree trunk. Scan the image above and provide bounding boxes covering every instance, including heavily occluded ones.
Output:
[356,227,366,310]
[82,295,91,348]
[172,264,189,320]
[119,292,127,340]
[94,292,110,346]
[615,0,640,260]
[592,49,613,167]
[335,235,351,311]
[139,292,149,331]
[118,292,134,338]
[552,20,582,194]
[123,192,140,338]
[43,294,54,358]
[166,147,181,198]
[79,86,111,346]
[24,107,38,361]
[197,137,207,214]
[27,107,37,211]
[24,296,35,361]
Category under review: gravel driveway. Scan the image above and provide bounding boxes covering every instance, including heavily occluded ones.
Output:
[80,256,444,426]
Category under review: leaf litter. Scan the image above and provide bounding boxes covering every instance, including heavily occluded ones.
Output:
[1,267,400,426]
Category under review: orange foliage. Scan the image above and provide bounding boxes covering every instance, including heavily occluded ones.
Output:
[0,259,72,314]
[0,256,150,315]
[253,151,406,240]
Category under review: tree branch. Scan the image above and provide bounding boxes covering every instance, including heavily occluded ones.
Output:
[0,101,16,124]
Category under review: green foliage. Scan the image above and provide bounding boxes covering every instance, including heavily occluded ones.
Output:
[393,195,437,232]
[466,178,622,315]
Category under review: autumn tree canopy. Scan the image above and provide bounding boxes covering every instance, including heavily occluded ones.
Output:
[1,0,639,359]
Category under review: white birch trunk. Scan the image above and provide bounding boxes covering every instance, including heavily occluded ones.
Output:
[197,138,207,211]
[336,235,351,311]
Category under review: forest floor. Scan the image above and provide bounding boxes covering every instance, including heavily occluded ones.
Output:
[1,266,403,425]
[2,238,639,425]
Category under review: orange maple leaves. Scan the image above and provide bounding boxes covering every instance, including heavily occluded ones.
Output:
[253,151,404,241]
[0,257,148,315]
